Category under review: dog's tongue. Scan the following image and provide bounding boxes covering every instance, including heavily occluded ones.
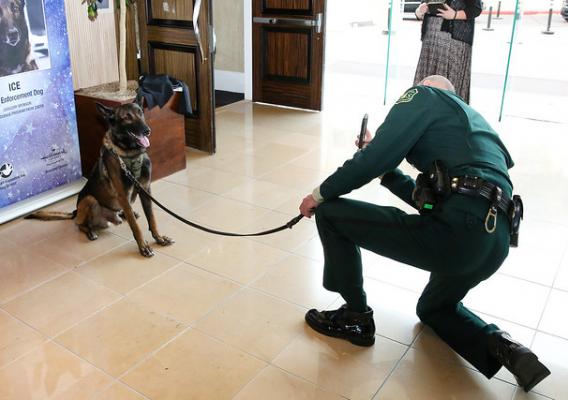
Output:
[138,136,150,148]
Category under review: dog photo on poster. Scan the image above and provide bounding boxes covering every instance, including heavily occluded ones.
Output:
[0,0,81,209]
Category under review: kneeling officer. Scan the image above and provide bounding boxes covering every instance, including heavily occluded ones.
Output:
[299,75,550,392]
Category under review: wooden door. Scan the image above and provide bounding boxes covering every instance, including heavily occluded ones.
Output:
[253,0,326,111]
[137,0,216,153]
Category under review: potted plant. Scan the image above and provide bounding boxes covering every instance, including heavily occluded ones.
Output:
[74,0,186,180]
[81,0,136,97]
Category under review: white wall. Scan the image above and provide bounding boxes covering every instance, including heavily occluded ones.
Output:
[213,0,248,94]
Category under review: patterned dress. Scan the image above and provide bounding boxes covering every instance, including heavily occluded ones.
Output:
[413,16,473,103]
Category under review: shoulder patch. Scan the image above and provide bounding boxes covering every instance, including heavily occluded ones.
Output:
[395,88,419,104]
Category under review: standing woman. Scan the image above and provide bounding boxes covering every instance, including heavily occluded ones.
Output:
[414,0,482,103]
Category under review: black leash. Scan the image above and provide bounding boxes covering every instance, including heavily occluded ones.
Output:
[110,147,304,237]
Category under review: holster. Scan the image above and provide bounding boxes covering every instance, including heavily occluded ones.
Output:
[412,160,450,213]
[508,195,523,247]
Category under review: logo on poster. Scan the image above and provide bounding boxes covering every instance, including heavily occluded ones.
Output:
[0,162,14,178]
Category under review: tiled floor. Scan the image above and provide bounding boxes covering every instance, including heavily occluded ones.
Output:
[1,95,568,399]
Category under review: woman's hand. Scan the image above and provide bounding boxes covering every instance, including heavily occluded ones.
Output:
[437,4,458,20]
[415,3,428,19]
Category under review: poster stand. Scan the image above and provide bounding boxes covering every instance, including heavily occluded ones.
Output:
[0,0,83,223]
[0,179,85,224]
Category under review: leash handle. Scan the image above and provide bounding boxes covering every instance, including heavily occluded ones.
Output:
[111,148,304,237]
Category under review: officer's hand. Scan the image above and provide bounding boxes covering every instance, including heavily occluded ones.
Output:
[299,194,320,218]
[415,3,428,19]
[355,129,373,149]
[437,4,457,19]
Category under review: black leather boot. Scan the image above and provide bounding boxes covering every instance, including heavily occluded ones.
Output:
[305,304,376,347]
[489,330,550,392]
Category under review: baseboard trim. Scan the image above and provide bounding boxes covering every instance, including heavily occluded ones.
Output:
[214,70,245,94]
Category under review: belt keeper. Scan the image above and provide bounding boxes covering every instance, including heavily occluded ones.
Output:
[485,206,498,233]
[485,186,503,233]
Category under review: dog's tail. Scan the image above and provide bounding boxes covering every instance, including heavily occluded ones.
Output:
[25,210,77,221]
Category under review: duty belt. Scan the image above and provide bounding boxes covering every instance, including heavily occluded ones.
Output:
[450,176,524,246]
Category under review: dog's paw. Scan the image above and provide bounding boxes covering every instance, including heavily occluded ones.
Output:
[118,211,140,220]
[87,231,98,241]
[110,213,122,225]
[155,235,174,246]
[139,242,155,257]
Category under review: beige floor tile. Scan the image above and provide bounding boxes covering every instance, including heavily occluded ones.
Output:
[55,299,183,377]
[252,254,339,310]
[185,236,288,284]
[554,254,568,292]
[526,332,568,399]
[0,309,45,368]
[362,252,430,294]
[275,195,311,216]
[186,147,244,170]
[294,235,325,262]
[328,278,422,345]
[210,130,257,155]
[249,108,322,134]
[289,148,351,173]
[465,274,550,328]
[513,173,568,226]
[233,366,344,400]
[3,272,119,338]
[196,288,305,361]
[91,382,147,400]
[122,329,266,400]
[274,330,406,400]
[126,264,240,324]
[498,220,568,286]
[243,143,309,166]
[141,215,221,261]
[245,211,317,252]
[224,179,303,210]
[147,181,217,215]
[498,249,561,289]
[166,165,250,195]
[374,348,516,400]
[0,240,68,304]
[75,243,181,294]
[269,131,324,149]
[258,164,328,192]
[0,341,112,400]
[413,314,537,386]
[30,227,129,269]
[216,154,288,178]
[0,217,71,246]
[539,289,568,339]
[185,197,271,232]
[512,388,552,400]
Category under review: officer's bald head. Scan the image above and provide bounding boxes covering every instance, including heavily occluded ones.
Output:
[419,75,456,93]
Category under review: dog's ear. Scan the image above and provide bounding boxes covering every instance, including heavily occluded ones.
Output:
[133,95,144,109]
[95,102,115,123]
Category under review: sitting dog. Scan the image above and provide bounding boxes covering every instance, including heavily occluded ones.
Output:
[26,101,174,257]
[0,0,38,77]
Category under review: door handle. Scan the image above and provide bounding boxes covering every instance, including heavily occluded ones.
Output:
[193,0,206,63]
[209,24,216,55]
[253,13,323,33]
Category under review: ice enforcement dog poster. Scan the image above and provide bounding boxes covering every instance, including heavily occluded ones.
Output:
[0,0,83,223]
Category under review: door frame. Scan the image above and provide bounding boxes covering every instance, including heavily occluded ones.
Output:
[244,0,253,100]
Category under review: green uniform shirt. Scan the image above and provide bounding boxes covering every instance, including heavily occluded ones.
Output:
[317,86,514,206]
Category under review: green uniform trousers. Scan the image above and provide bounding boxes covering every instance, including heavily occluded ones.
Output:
[315,193,511,378]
